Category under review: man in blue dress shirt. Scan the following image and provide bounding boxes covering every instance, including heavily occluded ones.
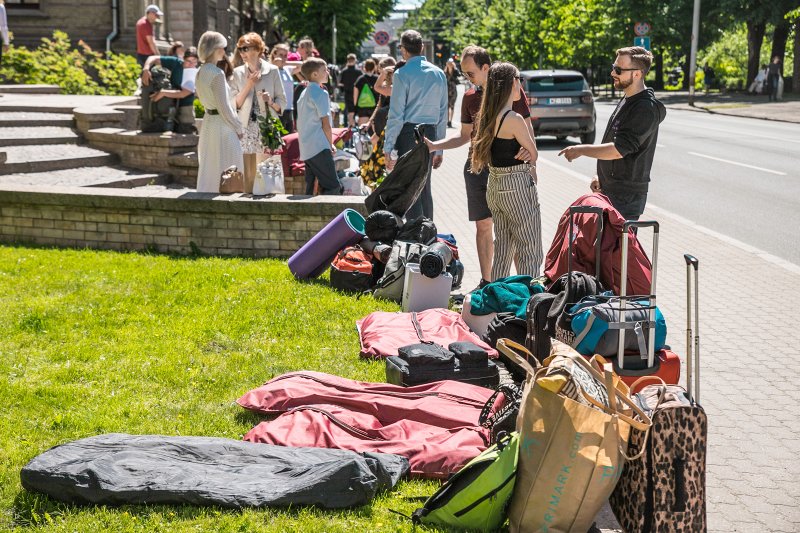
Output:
[384,30,448,220]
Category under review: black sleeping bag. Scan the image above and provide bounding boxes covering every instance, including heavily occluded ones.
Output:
[365,126,431,217]
[20,433,409,509]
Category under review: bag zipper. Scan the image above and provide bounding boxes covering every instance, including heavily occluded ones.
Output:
[453,469,516,517]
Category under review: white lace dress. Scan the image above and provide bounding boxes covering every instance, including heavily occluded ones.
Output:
[195,64,244,193]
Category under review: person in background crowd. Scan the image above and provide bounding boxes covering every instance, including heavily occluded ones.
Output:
[360,57,400,188]
[748,64,768,95]
[194,31,244,193]
[354,59,378,126]
[424,45,533,289]
[444,59,460,128]
[0,0,10,69]
[270,43,296,133]
[297,57,342,196]
[767,56,781,102]
[232,33,287,192]
[217,54,234,80]
[339,54,361,127]
[384,29,448,221]
[559,46,666,221]
[463,62,542,280]
[297,37,316,60]
[141,47,200,132]
[136,4,162,67]
[167,41,185,59]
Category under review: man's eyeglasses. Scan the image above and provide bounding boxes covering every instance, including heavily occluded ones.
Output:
[238,46,252,53]
[516,76,525,83]
[611,64,639,75]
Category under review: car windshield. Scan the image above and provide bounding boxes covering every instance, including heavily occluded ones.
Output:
[527,76,586,92]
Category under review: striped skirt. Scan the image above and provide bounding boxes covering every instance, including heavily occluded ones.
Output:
[486,163,543,280]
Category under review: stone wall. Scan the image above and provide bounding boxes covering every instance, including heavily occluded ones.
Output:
[0,185,368,258]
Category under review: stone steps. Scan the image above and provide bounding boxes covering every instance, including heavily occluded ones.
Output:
[0,144,118,175]
[0,165,170,188]
[0,84,61,95]
[0,126,80,147]
[0,112,75,128]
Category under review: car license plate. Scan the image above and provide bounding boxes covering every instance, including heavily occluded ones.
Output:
[548,97,572,104]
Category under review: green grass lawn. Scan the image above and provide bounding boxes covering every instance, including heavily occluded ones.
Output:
[0,245,450,532]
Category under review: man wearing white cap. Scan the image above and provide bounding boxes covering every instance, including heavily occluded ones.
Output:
[136,4,163,67]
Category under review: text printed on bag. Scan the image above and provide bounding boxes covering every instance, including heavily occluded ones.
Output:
[539,432,583,530]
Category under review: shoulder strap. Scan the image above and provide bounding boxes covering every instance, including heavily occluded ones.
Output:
[494,110,513,139]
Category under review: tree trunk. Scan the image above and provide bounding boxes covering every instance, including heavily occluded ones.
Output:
[770,19,791,75]
[794,19,800,93]
[746,20,766,85]
[193,0,208,46]
[653,49,664,90]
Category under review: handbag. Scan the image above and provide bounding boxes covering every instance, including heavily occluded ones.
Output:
[219,165,245,193]
[504,340,652,533]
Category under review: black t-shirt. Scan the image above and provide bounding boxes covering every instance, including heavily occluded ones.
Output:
[354,73,378,109]
[340,66,361,92]
[597,88,666,194]
[768,63,781,76]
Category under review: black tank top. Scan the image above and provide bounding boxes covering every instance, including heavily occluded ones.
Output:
[491,110,524,167]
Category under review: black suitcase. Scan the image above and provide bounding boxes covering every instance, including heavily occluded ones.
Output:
[385,342,500,388]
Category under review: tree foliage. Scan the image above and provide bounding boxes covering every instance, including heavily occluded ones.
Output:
[271,0,395,60]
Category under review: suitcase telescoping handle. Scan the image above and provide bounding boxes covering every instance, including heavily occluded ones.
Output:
[684,254,700,403]
[567,205,604,305]
[617,220,659,369]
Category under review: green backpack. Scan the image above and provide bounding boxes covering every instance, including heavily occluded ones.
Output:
[356,83,377,108]
[412,431,519,531]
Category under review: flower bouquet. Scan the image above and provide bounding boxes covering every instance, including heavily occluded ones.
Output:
[258,113,288,155]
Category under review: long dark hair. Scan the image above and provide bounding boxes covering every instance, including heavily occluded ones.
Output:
[470,62,518,173]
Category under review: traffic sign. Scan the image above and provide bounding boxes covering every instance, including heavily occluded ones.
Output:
[374,30,390,46]
[634,36,651,51]
[634,21,651,37]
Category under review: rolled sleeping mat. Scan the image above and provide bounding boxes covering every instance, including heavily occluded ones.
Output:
[288,209,366,279]
[364,210,403,243]
[419,241,453,278]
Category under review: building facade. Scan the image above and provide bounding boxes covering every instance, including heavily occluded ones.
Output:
[5,0,275,55]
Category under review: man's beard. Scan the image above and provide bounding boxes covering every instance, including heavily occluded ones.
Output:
[613,75,633,90]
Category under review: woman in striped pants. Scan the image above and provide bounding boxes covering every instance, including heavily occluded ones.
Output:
[469,62,542,280]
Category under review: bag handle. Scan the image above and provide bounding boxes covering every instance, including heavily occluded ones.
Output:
[628,375,667,393]
[496,338,541,377]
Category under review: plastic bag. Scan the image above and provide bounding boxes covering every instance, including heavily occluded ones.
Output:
[340,172,366,196]
[255,155,285,195]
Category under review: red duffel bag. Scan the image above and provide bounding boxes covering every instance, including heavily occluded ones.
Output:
[243,404,489,479]
[237,371,493,429]
[544,193,652,296]
[356,308,498,360]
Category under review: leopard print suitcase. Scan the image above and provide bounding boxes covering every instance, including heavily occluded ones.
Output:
[609,384,707,532]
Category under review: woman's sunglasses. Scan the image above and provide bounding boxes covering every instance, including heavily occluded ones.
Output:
[238,46,252,53]
[612,64,639,75]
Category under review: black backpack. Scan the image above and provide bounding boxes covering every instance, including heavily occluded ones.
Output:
[483,312,527,350]
[141,65,178,133]
[396,216,437,245]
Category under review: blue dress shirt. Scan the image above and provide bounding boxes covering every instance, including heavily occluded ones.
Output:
[383,55,448,155]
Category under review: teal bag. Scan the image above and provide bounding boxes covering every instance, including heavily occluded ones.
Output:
[412,431,518,531]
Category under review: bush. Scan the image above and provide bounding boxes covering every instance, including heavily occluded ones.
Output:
[0,31,140,96]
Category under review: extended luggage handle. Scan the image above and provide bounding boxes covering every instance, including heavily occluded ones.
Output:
[617,220,659,370]
[684,254,700,403]
[566,205,604,306]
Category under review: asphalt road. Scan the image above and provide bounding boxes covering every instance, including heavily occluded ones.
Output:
[535,102,800,266]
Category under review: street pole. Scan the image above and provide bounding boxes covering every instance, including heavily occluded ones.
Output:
[450,0,454,60]
[688,0,701,106]
[332,14,337,66]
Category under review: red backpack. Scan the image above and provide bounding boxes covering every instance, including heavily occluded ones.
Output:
[329,246,373,293]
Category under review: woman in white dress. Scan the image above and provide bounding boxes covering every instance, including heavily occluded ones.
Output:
[231,32,287,192]
[195,31,244,193]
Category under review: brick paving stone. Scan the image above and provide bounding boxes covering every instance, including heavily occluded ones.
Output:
[0,166,163,187]
[2,143,111,163]
[430,87,800,532]
[0,126,77,140]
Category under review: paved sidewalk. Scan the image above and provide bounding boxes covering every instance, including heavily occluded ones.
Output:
[430,127,800,532]
[651,90,800,124]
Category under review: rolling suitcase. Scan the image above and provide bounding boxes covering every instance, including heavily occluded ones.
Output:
[610,254,706,532]
[612,220,679,392]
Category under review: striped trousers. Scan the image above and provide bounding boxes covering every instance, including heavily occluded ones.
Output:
[486,163,543,280]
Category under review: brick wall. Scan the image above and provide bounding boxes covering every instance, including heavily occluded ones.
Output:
[0,185,368,258]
